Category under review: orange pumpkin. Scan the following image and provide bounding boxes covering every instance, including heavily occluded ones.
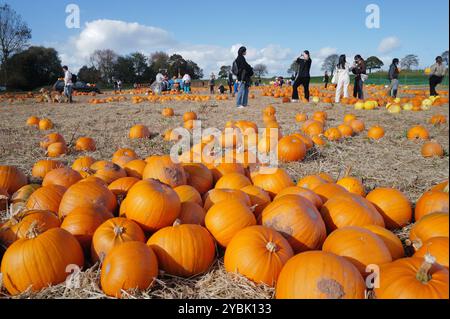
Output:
[421,142,444,158]
[38,118,54,130]
[124,159,147,179]
[183,111,197,122]
[107,177,140,197]
[363,225,405,260]
[47,142,68,157]
[215,173,252,190]
[415,190,449,221]
[251,168,294,199]
[297,175,328,190]
[349,119,365,134]
[162,107,174,117]
[75,137,96,152]
[324,128,342,142]
[313,183,348,203]
[203,188,251,211]
[177,202,206,226]
[277,135,307,162]
[143,155,187,188]
[129,124,151,139]
[407,125,430,141]
[240,185,272,217]
[42,167,82,189]
[337,124,354,138]
[367,126,385,140]
[174,185,203,206]
[336,173,366,196]
[25,185,66,213]
[26,116,40,127]
[32,160,65,179]
[274,186,323,209]
[413,237,449,269]
[40,133,66,149]
[182,163,214,194]
[409,212,449,245]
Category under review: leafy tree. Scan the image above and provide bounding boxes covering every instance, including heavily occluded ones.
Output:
[90,49,119,83]
[7,46,61,90]
[218,65,231,79]
[168,54,187,78]
[441,50,449,66]
[287,60,299,76]
[0,4,32,87]
[113,56,136,83]
[129,52,149,81]
[78,65,101,84]
[400,54,419,70]
[185,60,203,80]
[365,56,384,73]
[149,51,170,75]
[253,64,268,79]
[321,54,339,75]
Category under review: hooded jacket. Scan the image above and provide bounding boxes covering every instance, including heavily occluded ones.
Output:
[295,58,312,79]
[236,47,254,83]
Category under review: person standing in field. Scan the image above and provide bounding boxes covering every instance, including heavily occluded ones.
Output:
[227,70,234,96]
[62,66,73,103]
[292,50,312,102]
[235,46,254,108]
[334,55,351,103]
[209,73,216,94]
[182,73,191,93]
[351,55,367,100]
[388,58,400,98]
[324,71,329,88]
[429,56,447,96]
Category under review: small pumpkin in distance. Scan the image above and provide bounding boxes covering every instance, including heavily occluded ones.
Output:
[407,125,430,141]
[26,116,40,127]
[38,118,54,130]
[47,142,68,158]
[367,126,385,140]
[129,124,151,139]
[421,142,444,158]
[75,137,96,152]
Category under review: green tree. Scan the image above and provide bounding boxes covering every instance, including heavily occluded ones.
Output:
[149,51,170,75]
[365,56,384,73]
[218,65,231,79]
[287,60,299,76]
[185,60,203,80]
[168,54,187,77]
[78,65,101,84]
[113,56,135,83]
[129,52,149,81]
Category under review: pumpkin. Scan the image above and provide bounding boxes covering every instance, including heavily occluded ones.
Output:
[182,163,213,194]
[59,180,118,218]
[260,195,326,253]
[40,133,66,149]
[415,190,449,221]
[215,173,252,190]
[409,212,449,245]
[162,107,174,117]
[124,159,147,179]
[275,251,365,299]
[367,126,385,140]
[147,224,215,277]
[1,227,84,295]
[26,185,66,213]
[0,166,28,194]
[143,155,187,188]
[32,160,65,179]
[374,255,449,299]
[183,111,197,122]
[26,116,40,127]
[75,137,96,152]
[324,128,342,142]
[430,114,447,125]
[112,148,137,164]
[10,184,41,208]
[431,180,449,192]
[47,142,68,157]
[42,167,82,189]
[407,125,430,141]
[121,179,180,232]
[205,199,256,247]
[112,155,134,169]
[291,133,313,150]
[302,120,324,136]
[274,186,323,209]
[311,134,327,147]
[108,177,140,197]
[322,226,392,276]
[344,114,357,125]
[0,187,8,210]
[421,142,444,158]
[224,225,293,287]
[263,106,276,116]
[203,188,251,211]
[93,163,127,185]
[251,168,294,199]
[366,188,412,229]
[295,113,308,122]
[210,162,246,183]
[297,175,328,190]
[277,135,307,162]
[174,185,203,206]
[72,156,95,176]
[363,225,405,260]
[100,241,158,298]
[336,171,366,196]
[38,118,54,130]
[337,124,354,138]
[178,202,206,226]
[413,237,448,269]
[349,119,365,133]
[240,185,272,218]
[320,193,385,232]
[312,111,328,123]
[313,183,349,203]
[319,172,335,183]
[91,217,146,263]
[129,124,151,139]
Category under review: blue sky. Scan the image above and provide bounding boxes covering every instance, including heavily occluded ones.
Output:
[5,0,450,76]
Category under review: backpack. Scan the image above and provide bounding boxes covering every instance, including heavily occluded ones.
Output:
[232,60,239,76]
[71,74,77,84]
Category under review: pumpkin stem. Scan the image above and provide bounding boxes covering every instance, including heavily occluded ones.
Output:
[266,241,278,253]
[173,219,182,226]
[113,225,125,237]
[26,220,41,239]
[416,253,436,283]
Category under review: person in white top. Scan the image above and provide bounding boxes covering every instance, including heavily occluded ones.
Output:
[334,55,351,103]
[182,73,191,93]
[62,65,73,103]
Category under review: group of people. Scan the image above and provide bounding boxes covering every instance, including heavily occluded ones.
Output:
[152,72,192,94]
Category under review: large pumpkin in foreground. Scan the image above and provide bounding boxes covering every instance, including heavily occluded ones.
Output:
[143,155,187,188]
[224,226,294,287]
[0,166,28,195]
[276,251,366,299]
[1,228,84,295]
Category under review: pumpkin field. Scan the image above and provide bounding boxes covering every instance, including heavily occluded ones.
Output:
[0,83,449,299]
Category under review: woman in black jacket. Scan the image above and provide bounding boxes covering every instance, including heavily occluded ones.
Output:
[292,50,312,102]
[235,46,254,108]
[352,55,367,100]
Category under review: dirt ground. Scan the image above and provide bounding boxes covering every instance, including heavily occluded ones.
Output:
[0,85,449,299]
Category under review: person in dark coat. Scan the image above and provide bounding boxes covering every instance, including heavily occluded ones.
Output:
[291,50,312,102]
[227,71,234,96]
[235,46,254,108]
[324,71,329,88]
[388,58,400,98]
[351,55,367,99]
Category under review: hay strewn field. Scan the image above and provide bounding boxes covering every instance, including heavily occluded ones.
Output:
[0,85,448,299]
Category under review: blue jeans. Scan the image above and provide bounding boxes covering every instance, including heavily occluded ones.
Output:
[64,85,73,102]
[236,82,249,107]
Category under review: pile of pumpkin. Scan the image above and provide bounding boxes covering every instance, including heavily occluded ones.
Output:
[0,141,448,298]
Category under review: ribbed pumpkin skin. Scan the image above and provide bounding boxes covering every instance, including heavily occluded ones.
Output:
[240,185,272,218]
[142,155,187,188]
[42,167,82,189]
[210,162,246,183]
[91,217,145,263]
[366,188,412,229]
[374,257,449,299]
[182,163,213,195]
[108,177,140,196]
[414,237,449,269]
[297,175,328,190]
[174,185,203,206]
[336,177,366,196]
[72,156,96,173]
[313,183,348,203]
[61,206,113,253]
[274,186,323,209]
[32,160,65,179]
[251,169,294,199]
[92,163,127,185]
[147,224,215,277]
[275,251,365,299]
[178,202,206,226]
[320,193,385,232]
[11,184,41,205]
[260,195,326,253]
[363,225,405,260]
[203,188,251,211]
[25,185,66,213]
[101,242,158,298]
[205,199,256,247]
[121,179,180,232]
[215,173,252,190]
[409,213,449,245]
[322,226,392,276]
[0,166,28,194]
[224,226,294,287]
[414,191,449,221]
[1,228,84,295]
[59,180,117,218]
[124,159,146,179]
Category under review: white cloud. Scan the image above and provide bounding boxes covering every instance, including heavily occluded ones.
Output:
[378,37,401,54]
